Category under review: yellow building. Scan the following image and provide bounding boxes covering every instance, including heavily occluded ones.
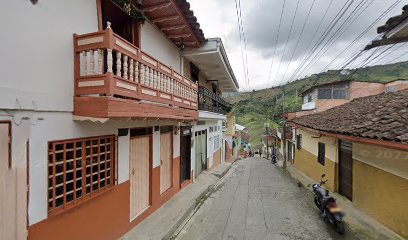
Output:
[291,90,408,238]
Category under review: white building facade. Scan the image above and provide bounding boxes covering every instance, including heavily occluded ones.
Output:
[0,0,221,239]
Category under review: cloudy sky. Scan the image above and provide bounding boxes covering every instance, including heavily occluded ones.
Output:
[188,0,408,91]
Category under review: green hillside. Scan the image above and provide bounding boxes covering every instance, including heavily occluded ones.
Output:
[229,61,408,146]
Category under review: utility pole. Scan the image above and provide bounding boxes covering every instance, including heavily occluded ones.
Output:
[264,122,269,160]
[282,91,287,169]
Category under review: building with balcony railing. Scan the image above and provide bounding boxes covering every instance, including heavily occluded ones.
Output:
[0,1,237,239]
[183,38,239,174]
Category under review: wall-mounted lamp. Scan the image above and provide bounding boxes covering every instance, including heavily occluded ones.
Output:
[179,39,185,51]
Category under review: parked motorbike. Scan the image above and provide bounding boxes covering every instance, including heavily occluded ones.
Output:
[312,174,345,234]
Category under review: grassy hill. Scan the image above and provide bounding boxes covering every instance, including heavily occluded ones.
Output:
[228,61,408,146]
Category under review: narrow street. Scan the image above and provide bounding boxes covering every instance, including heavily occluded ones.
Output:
[175,158,358,240]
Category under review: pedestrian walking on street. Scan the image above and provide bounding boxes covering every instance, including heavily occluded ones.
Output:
[259,148,263,157]
[272,146,277,164]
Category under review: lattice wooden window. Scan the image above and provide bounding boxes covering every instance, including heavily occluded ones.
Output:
[48,136,115,213]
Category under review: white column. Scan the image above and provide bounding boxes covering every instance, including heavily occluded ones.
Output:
[116,52,122,77]
[129,58,134,81]
[123,55,128,80]
[107,49,113,73]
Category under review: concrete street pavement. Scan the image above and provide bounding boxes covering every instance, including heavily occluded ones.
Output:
[174,158,358,240]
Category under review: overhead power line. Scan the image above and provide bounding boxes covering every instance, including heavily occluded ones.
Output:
[272,0,301,86]
[281,0,317,83]
[369,43,406,66]
[234,0,250,88]
[298,0,374,76]
[266,0,287,88]
[324,0,403,72]
[285,0,334,83]
[288,0,356,82]
[387,48,408,64]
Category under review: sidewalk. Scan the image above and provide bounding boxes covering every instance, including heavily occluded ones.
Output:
[209,162,232,178]
[120,162,234,240]
[274,158,404,240]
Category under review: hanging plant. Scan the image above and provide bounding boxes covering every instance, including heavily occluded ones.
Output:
[112,0,146,24]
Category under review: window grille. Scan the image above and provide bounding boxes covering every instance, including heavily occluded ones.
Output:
[333,88,347,99]
[48,136,115,213]
[318,88,332,99]
[214,135,220,150]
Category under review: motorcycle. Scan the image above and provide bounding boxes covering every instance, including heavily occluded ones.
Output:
[312,174,345,234]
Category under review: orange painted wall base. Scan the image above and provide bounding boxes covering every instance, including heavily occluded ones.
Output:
[29,157,181,240]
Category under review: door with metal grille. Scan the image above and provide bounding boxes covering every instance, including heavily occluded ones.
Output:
[195,130,207,177]
[160,131,172,194]
[339,140,353,201]
[130,135,151,220]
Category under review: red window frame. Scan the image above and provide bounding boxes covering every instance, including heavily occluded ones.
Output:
[47,135,116,216]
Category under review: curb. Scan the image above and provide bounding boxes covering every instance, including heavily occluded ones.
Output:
[274,161,404,240]
[164,183,214,240]
[168,161,237,240]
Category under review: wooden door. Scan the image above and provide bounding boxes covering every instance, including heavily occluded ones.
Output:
[160,132,172,194]
[130,136,151,220]
[101,0,140,47]
[339,140,353,201]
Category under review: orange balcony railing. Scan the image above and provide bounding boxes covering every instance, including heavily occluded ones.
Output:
[73,23,198,120]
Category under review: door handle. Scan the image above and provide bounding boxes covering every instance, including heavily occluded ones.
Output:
[132,168,135,175]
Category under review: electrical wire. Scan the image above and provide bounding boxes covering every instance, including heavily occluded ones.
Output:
[369,42,406,66]
[234,0,250,88]
[285,0,333,83]
[299,0,374,76]
[266,0,287,88]
[281,0,317,83]
[272,0,301,87]
[323,0,403,72]
[289,0,357,81]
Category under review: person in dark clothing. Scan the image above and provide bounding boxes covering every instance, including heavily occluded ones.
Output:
[259,149,263,157]
[272,146,277,164]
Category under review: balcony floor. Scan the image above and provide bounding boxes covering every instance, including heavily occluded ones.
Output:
[74,97,198,121]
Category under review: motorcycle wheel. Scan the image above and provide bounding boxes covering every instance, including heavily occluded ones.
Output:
[334,220,345,235]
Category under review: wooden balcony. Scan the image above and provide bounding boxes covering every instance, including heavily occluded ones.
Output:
[73,24,198,121]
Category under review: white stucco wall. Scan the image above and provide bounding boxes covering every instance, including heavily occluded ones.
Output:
[1,0,188,229]
[20,111,182,225]
[141,22,182,73]
[0,0,98,112]
[118,135,130,184]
